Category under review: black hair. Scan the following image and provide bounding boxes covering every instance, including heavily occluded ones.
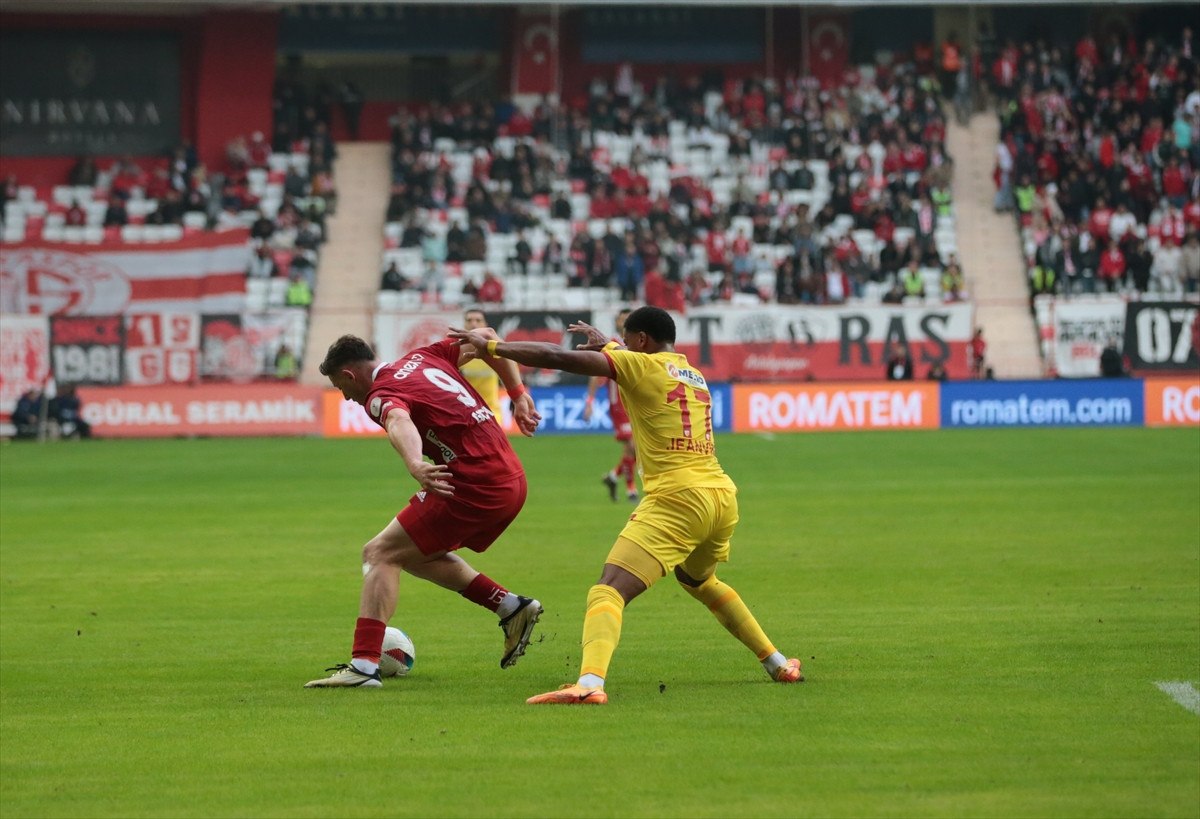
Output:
[464,307,487,321]
[623,306,676,344]
[319,335,375,376]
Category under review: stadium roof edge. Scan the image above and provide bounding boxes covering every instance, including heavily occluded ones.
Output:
[2,0,1198,12]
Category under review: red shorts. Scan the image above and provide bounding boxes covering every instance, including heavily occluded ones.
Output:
[398,472,527,556]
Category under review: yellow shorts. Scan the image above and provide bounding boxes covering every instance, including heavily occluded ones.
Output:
[608,486,739,587]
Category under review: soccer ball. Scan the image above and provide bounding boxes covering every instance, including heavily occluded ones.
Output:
[380,626,416,678]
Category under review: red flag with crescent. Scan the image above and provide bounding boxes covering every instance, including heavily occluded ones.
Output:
[513,13,559,97]
[808,13,851,89]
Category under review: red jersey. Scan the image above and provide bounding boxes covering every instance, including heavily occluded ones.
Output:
[602,336,629,426]
[606,378,629,426]
[364,339,523,483]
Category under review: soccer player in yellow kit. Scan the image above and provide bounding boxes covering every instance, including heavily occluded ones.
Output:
[459,308,503,419]
[450,306,802,705]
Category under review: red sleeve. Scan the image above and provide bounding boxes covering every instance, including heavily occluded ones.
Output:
[422,338,462,366]
[366,386,410,429]
[600,349,618,379]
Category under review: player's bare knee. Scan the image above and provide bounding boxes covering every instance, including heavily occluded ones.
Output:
[362,538,403,570]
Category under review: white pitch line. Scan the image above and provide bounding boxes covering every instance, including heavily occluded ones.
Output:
[1154,681,1200,715]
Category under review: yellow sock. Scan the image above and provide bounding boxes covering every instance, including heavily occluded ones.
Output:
[579,584,625,683]
[681,574,776,660]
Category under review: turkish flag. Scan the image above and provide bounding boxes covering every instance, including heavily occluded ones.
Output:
[808,13,851,89]
[513,12,559,97]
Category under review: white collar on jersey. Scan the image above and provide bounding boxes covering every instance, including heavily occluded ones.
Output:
[371,361,389,380]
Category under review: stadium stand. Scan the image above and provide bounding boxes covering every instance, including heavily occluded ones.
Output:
[0,129,336,379]
[992,30,1200,299]
[373,67,961,312]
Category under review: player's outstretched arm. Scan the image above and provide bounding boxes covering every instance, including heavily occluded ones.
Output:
[384,407,454,497]
[449,329,611,377]
[567,321,613,351]
[449,326,541,436]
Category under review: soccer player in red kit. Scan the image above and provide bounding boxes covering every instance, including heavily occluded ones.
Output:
[305,334,544,688]
[584,308,639,502]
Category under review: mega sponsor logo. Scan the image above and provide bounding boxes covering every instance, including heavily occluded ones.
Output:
[941,381,1143,428]
[80,383,322,437]
[1144,377,1200,427]
[732,383,938,431]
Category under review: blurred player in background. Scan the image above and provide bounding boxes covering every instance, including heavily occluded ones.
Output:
[451,306,802,705]
[459,308,503,419]
[305,332,543,688]
[584,308,638,502]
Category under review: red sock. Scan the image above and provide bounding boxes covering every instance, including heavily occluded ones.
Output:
[460,573,509,613]
[621,455,636,490]
[351,617,386,663]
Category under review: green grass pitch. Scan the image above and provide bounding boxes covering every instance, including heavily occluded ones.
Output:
[1,428,1197,818]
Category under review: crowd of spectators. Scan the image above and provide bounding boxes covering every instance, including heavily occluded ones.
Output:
[378,57,961,310]
[993,27,1200,298]
[0,130,335,272]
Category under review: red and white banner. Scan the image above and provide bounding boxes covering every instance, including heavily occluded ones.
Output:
[373,304,974,382]
[807,13,851,89]
[79,382,322,437]
[512,11,559,97]
[200,310,308,382]
[125,312,201,385]
[0,230,250,316]
[606,304,973,382]
[0,315,50,415]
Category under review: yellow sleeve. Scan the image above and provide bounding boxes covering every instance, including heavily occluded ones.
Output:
[603,348,654,390]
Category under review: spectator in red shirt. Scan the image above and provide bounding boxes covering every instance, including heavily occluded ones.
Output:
[248,132,272,168]
[64,200,86,227]
[589,187,616,220]
[1098,241,1127,292]
[705,225,730,273]
[145,167,172,200]
[109,157,144,201]
[1156,205,1187,247]
[476,269,504,304]
[1161,157,1190,207]
[1088,197,1114,241]
[1075,34,1099,68]
[1185,200,1200,232]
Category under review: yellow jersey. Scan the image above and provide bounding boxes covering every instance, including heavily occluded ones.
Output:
[459,358,503,420]
[602,346,735,495]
